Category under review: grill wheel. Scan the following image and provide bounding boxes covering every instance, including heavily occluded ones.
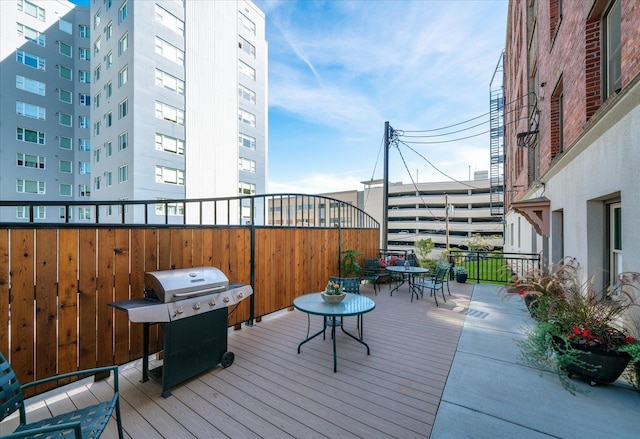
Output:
[221,351,235,368]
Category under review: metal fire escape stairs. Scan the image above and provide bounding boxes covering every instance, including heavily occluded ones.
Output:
[489,51,505,217]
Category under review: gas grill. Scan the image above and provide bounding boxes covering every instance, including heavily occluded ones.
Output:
[109,266,253,397]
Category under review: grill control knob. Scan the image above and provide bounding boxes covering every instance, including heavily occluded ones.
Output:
[193,302,201,310]
[176,306,184,315]
[223,296,230,304]
[209,299,216,307]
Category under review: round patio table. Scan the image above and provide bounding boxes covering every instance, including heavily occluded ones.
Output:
[293,292,375,372]
[386,266,429,301]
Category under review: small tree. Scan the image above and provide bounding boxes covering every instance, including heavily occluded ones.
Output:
[415,238,435,266]
[466,234,495,252]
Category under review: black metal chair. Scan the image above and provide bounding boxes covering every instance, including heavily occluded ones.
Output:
[0,351,124,439]
[415,264,450,306]
[360,258,386,294]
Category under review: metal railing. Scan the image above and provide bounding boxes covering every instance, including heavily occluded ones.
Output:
[447,251,540,284]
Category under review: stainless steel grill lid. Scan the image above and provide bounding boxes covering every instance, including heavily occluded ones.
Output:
[144,266,229,303]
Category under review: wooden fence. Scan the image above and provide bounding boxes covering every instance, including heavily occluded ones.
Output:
[0,226,378,392]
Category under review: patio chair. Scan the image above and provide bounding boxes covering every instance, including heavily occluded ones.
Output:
[328,277,363,337]
[360,258,386,294]
[436,262,452,296]
[0,351,124,439]
[415,264,449,306]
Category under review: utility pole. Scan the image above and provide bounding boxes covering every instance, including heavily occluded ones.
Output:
[445,193,450,250]
[382,121,390,252]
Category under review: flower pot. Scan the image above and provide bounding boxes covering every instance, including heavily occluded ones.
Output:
[321,292,346,304]
[455,273,467,283]
[560,341,631,385]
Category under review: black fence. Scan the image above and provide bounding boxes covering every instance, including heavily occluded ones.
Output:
[447,251,540,284]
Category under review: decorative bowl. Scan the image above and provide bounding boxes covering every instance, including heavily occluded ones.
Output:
[321,292,346,304]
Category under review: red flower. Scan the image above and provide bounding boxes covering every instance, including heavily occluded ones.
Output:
[518,289,527,296]
[624,336,636,344]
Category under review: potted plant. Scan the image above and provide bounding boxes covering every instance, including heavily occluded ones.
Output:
[453,266,467,283]
[340,249,362,278]
[321,280,346,303]
[509,258,639,392]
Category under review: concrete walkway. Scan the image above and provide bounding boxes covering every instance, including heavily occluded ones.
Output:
[431,283,640,439]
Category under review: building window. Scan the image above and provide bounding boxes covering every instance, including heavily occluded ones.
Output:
[17,179,45,194]
[18,0,45,21]
[118,165,128,183]
[106,111,113,127]
[79,47,91,60]
[79,70,91,83]
[79,184,91,197]
[118,98,128,118]
[59,41,72,57]
[118,131,128,150]
[118,0,128,24]
[59,184,72,197]
[155,133,185,155]
[80,93,92,107]
[16,101,45,120]
[155,37,184,65]
[17,23,45,46]
[105,51,113,69]
[155,201,184,216]
[239,157,256,173]
[105,81,113,98]
[17,153,45,169]
[79,162,91,174]
[238,181,256,195]
[118,66,128,87]
[105,141,113,156]
[94,176,101,190]
[94,9,101,29]
[238,109,256,127]
[94,120,101,136]
[94,37,101,56]
[550,78,564,159]
[79,116,90,128]
[155,4,184,35]
[105,21,112,40]
[549,0,562,42]
[59,113,72,126]
[59,65,72,80]
[17,127,45,145]
[239,133,256,149]
[239,85,256,104]
[603,0,621,97]
[239,12,255,35]
[155,101,184,125]
[118,33,128,55]
[94,148,101,163]
[79,139,91,151]
[79,207,92,220]
[239,37,256,57]
[58,89,72,104]
[59,136,72,150]
[155,166,184,185]
[59,19,72,34]
[106,171,113,186]
[94,64,101,82]
[239,61,256,80]
[59,160,72,173]
[17,50,45,70]
[155,69,184,95]
[79,25,90,38]
[17,206,45,220]
[16,75,45,95]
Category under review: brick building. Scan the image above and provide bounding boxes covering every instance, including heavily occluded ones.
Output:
[503,0,640,285]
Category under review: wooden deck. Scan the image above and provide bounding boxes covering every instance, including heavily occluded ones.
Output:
[2,281,474,439]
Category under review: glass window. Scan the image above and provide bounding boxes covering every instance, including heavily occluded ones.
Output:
[118,165,128,183]
[604,0,622,97]
[239,133,256,149]
[94,176,102,190]
[16,101,45,120]
[59,89,72,103]
[94,64,101,82]
[105,51,112,69]
[59,19,72,34]
[79,70,91,83]
[17,127,45,145]
[155,4,184,35]
[239,13,255,35]
[79,47,91,60]
[238,181,256,195]
[94,9,101,29]
[79,116,90,128]
[59,136,72,150]
[59,113,72,126]
[16,50,45,70]
[155,101,184,125]
[17,23,45,46]
[94,148,101,163]
[94,36,101,55]
[105,141,113,156]
[155,69,184,95]
[59,41,72,57]
[118,131,128,150]
[238,109,256,127]
[106,111,112,127]
[239,157,256,172]
[16,75,45,95]
[105,22,112,40]
[155,166,184,185]
[79,25,90,38]
[118,98,128,118]
[239,85,256,104]
[59,183,72,197]
[59,160,72,173]
[16,179,45,194]
[155,133,185,155]
[18,206,45,220]
[81,93,91,106]
[79,207,91,220]
[106,81,113,98]
[118,66,128,87]
[79,184,91,197]
[79,139,91,151]
[239,37,255,57]
[17,153,45,169]
[79,162,91,174]
[18,0,45,21]
[118,33,128,55]
[239,61,256,80]
[118,0,128,24]
[94,120,101,136]
[59,65,72,80]
[106,171,112,186]
[155,37,184,65]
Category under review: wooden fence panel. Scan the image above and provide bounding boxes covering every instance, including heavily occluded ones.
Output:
[97,229,115,367]
[0,230,9,357]
[78,229,97,370]
[129,229,146,359]
[58,229,78,376]
[10,229,35,393]
[35,229,57,391]
[114,229,130,365]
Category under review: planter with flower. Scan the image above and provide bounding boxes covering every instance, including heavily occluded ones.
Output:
[321,280,346,303]
[507,258,639,392]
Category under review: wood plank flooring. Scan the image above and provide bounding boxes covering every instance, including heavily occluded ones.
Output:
[1,281,474,439]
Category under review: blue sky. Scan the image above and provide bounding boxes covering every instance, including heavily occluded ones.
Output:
[255,0,508,194]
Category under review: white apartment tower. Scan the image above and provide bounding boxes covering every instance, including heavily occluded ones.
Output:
[0,0,267,223]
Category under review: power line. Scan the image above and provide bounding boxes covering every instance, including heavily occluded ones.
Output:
[399,130,490,144]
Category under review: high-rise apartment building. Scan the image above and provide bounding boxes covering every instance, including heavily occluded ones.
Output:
[0,0,267,223]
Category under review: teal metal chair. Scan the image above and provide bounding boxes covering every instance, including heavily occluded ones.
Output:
[328,277,364,337]
[360,258,386,294]
[0,351,123,439]
[415,264,450,306]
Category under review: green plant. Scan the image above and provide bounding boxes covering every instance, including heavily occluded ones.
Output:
[510,258,640,392]
[340,249,361,277]
[466,233,495,251]
[453,266,467,275]
[620,341,640,390]
[324,280,345,295]
[415,238,434,265]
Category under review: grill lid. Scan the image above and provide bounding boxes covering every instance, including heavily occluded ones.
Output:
[144,267,229,303]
